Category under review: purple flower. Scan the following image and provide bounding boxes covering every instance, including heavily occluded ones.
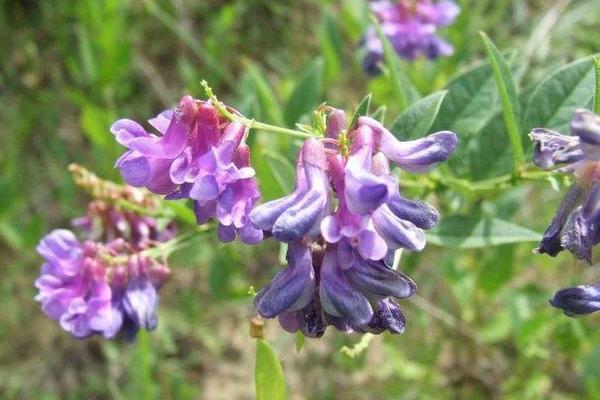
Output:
[550,283,600,316]
[35,230,170,339]
[250,138,330,242]
[362,0,460,74]
[252,108,455,336]
[530,110,600,262]
[255,240,415,336]
[112,96,261,244]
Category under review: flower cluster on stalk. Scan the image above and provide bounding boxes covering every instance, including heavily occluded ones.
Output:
[112,96,262,244]
[250,108,457,337]
[362,0,460,75]
[35,196,174,339]
[530,109,600,316]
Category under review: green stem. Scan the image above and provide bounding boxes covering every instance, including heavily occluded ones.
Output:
[201,80,315,139]
[593,56,600,115]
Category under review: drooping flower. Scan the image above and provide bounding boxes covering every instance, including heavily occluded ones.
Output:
[530,109,600,262]
[530,109,600,318]
[550,283,600,316]
[35,228,170,340]
[112,96,262,244]
[251,107,457,336]
[362,0,460,74]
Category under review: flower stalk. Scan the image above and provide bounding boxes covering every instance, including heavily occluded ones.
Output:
[201,80,316,139]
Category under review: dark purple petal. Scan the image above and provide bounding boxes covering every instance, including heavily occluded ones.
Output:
[550,284,600,316]
[250,192,303,232]
[372,205,426,251]
[344,166,389,215]
[297,299,327,338]
[364,298,406,334]
[529,128,583,169]
[537,185,583,256]
[189,174,220,204]
[345,258,416,299]
[271,182,329,241]
[561,207,593,262]
[571,109,600,146]
[319,249,373,326]
[122,278,158,331]
[254,243,315,318]
[238,224,263,244]
[218,224,237,242]
[380,130,458,172]
[386,193,439,229]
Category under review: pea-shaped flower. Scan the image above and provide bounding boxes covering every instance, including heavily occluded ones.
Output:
[251,107,457,336]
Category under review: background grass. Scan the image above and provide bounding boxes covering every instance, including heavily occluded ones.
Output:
[2,0,600,399]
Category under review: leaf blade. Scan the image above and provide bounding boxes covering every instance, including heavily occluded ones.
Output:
[256,339,287,400]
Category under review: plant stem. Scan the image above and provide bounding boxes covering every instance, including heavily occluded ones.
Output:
[593,56,600,115]
[201,80,315,139]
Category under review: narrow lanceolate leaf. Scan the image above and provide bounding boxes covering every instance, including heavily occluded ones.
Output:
[256,339,287,400]
[349,93,372,128]
[479,32,524,169]
[243,59,285,126]
[427,215,541,248]
[373,20,420,111]
[370,105,387,123]
[389,91,447,139]
[265,152,296,194]
[523,57,596,134]
[593,56,600,115]
[284,58,324,126]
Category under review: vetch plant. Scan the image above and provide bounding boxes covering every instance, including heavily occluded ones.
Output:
[29,12,600,397]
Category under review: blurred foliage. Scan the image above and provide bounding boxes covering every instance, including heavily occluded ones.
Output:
[2,0,600,399]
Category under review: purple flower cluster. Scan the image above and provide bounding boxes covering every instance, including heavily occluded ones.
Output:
[363,0,460,74]
[251,109,457,336]
[112,96,262,244]
[530,109,600,316]
[35,230,170,339]
[73,200,176,249]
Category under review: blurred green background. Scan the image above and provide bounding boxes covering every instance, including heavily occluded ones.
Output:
[2,0,600,399]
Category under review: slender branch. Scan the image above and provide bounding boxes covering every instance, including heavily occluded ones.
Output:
[201,80,315,139]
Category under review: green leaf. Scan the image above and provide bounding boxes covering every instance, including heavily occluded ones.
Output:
[243,60,285,126]
[256,339,287,400]
[476,244,515,293]
[389,90,447,139]
[592,56,600,114]
[264,152,296,195]
[479,32,524,168]
[427,215,541,248]
[523,56,596,134]
[430,58,508,174]
[375,23,420,111]
[467,84,537,179]
[370,105,387,123]
[284,58,323,126]
[349,93,372,128]
[318,13,343,81]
